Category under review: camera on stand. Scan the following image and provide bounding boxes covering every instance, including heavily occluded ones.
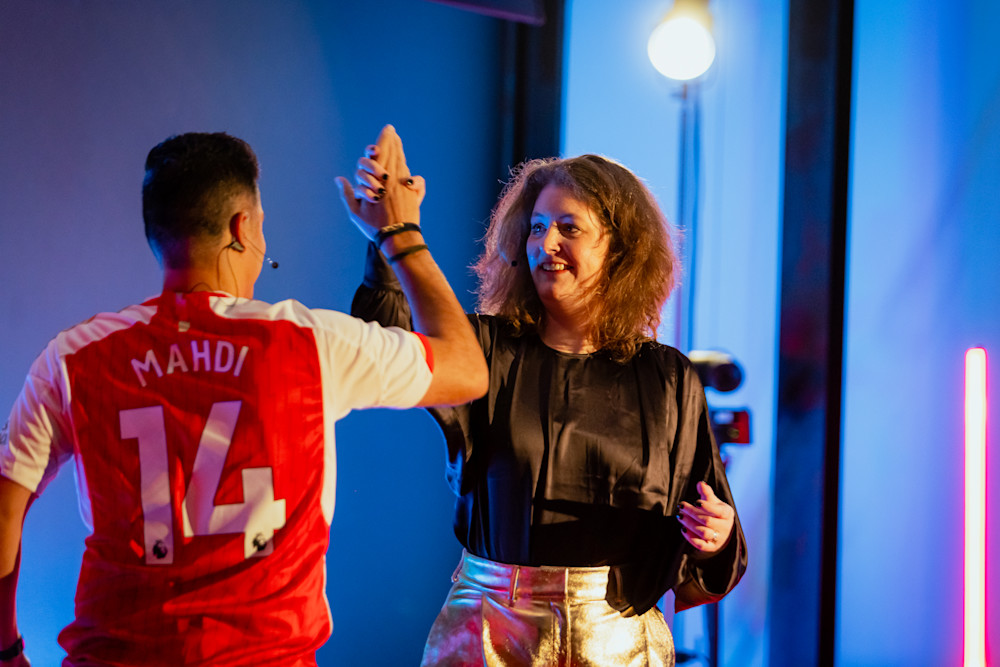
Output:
[688,350,751,457]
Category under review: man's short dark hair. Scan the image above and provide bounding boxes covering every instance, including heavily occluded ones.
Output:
[142,132,259,267]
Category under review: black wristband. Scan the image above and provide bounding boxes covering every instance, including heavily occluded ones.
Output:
[374,222,421,249]
[0,636,23,661]
[386,244,429,265]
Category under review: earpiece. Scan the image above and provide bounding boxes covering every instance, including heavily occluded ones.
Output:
[228,237,277,268]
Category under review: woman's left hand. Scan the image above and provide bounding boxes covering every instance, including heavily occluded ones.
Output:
[677,481,735,554]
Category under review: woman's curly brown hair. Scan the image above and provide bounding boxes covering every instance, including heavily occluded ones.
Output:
[474,154,678,362]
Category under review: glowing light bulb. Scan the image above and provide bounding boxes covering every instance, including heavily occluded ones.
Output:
[648,15,716,81]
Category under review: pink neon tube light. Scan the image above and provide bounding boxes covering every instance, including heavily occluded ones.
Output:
[965,347,987,667]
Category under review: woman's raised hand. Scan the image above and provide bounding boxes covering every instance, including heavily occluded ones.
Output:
[677,481,736,554]
[336,124,426,242]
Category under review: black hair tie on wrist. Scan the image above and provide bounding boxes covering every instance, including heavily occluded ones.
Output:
[0,636,24,661]
[387,244,429,265]
[374,222,421,249]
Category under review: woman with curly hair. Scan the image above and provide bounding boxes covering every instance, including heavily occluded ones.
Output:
[347,138,746,666]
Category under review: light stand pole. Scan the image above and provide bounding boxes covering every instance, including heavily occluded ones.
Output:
[649,2,720,665]
[648,0,715,353]
[674,81,704,353]
[677,84,718,667]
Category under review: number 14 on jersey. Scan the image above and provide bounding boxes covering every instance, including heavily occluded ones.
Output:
[120,401,287,565]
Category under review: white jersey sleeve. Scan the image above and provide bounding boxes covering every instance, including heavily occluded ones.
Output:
[1,340,76,494]
[313,310,432,415]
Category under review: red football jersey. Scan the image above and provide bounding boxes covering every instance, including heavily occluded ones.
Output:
[1,291,431,666]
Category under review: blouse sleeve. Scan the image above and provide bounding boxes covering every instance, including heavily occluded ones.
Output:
[350,242,414,331]
[669,359,748,612]
[350,242,481,496]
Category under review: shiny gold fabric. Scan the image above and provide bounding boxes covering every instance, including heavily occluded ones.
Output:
[421,552,674,667]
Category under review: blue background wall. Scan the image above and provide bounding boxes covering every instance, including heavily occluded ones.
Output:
[2,1,998,665]
[1,3,501,665]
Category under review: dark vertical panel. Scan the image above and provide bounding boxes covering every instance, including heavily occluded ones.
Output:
[770,0,854,664]
[499,0,565,174]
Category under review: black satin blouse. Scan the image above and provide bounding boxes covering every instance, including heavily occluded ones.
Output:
[352,243,746,613]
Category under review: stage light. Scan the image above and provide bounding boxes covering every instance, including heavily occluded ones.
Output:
[647,0,716,81]
[964,347,987,667]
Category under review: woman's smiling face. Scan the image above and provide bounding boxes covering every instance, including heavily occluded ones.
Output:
[526,182,609,320]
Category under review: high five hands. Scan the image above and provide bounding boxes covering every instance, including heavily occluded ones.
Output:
[335,124,425,240]
[677,482,735,554]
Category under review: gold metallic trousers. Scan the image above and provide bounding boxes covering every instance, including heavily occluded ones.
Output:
[421,551,674,667]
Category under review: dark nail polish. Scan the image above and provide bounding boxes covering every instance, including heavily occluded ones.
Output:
[405,178,414,186]
[372,194,381,201]
[378,187,386,195]
[381,173,389,181]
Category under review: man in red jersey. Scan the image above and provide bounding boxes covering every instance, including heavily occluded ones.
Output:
[0,126,486,666]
